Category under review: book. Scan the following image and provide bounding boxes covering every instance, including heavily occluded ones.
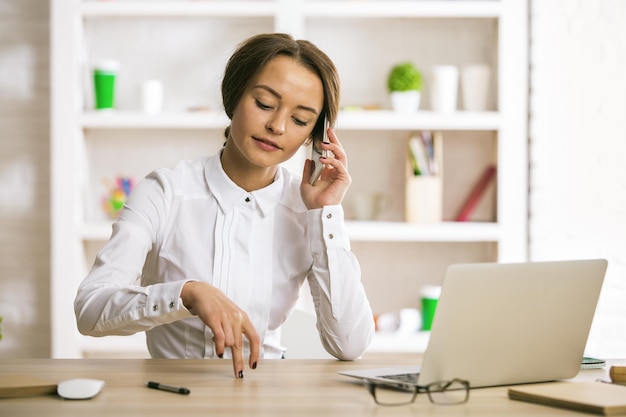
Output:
[455,164,497,222]
[407,132,440,177]
[408,135,430,176]
[581,356,606,370]
[0,375,58,398]
[508,381,626,416]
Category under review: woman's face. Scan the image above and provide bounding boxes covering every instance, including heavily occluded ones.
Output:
[228,55,324,170]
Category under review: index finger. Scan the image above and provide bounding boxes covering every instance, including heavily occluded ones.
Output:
[325,129,347,168]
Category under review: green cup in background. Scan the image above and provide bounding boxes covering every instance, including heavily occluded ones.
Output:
[421,285,442,331]
[93,60,119,110]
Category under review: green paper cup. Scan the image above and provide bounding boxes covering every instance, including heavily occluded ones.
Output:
[421,285,442,331]
[93,60,119,110]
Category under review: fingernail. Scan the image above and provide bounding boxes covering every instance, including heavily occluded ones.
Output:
[238,370,244,379]
[252,362,257,370]
[218,353,223,359]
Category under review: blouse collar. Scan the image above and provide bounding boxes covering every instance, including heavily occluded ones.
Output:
[204,153,286,217]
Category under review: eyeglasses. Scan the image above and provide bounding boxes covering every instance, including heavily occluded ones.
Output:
[366,378,470,406]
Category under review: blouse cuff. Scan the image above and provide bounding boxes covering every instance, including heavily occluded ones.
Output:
[145,280,195,322]
[307,205,351,253]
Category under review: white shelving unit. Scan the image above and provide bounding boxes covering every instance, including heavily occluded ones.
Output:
[51,0,528,358]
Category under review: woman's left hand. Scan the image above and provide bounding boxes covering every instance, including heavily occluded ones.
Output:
[300,127,351,209]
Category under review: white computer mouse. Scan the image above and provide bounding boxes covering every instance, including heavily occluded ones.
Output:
[57,378,105,400]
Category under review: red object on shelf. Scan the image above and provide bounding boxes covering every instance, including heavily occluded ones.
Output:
[455,165,497,222]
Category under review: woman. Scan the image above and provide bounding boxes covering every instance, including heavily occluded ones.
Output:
[75,33,374,379]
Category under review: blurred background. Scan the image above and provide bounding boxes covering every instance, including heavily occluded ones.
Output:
[0,0,624,359]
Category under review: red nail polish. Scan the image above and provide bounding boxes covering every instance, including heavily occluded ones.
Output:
[238,370,244,379]
[252,362,257,369]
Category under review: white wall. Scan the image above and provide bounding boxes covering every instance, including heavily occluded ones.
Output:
[0,0,50,357]
[529,0,626,358]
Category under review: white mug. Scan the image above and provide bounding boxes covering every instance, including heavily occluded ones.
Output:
[398,308,422,334]
[461,64,491,111]
[141,80,163,114]
[430,65,459,113]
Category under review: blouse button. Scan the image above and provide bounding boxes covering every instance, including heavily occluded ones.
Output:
[326,213,332,219]
[152,304,159,312]
[245,197,250,202]
[169,301,175,309]
[328,233,334,239]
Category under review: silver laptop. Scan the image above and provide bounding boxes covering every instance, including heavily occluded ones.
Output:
[340,259,607,389]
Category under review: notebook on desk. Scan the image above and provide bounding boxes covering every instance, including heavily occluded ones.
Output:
[340,259,608,389]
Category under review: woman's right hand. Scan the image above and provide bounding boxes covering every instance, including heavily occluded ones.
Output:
[180,281,260,378]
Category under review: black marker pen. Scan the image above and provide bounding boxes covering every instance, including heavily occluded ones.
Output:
[146,381,190,395]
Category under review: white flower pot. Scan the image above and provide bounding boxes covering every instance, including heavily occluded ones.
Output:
[390,91,421,113]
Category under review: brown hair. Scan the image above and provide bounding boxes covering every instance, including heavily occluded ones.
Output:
[221,33,340,145]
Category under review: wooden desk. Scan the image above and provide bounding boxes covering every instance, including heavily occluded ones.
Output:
[0,354,612,416]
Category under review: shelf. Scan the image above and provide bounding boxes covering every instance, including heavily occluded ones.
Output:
[80,110,499,131]
[78,333,149,357]
[82,221,114,241]
[83,220,499,243]
[337,110,500,131]
[367,331,430,353]
[78,1,500,19]
[77,322,429,356]
[79,1,277,18]
[81,111,230,130]
[304,1,501,18]
[347,221,500,242]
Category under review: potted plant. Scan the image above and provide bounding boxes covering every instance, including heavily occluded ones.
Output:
[387,61,423,112]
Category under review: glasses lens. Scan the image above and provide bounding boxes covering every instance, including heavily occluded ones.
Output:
[369,384,418,406]
[427,379,469,405]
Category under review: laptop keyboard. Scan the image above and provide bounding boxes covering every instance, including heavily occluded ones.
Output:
[379,372,420,384]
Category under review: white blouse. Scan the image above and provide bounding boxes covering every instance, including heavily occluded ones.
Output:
[75,153,374,360]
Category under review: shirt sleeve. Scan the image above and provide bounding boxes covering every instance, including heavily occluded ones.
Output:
[305,205,375,360]
[74,173,194,337]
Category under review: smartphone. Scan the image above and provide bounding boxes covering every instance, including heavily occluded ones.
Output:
[309,117,330,186]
